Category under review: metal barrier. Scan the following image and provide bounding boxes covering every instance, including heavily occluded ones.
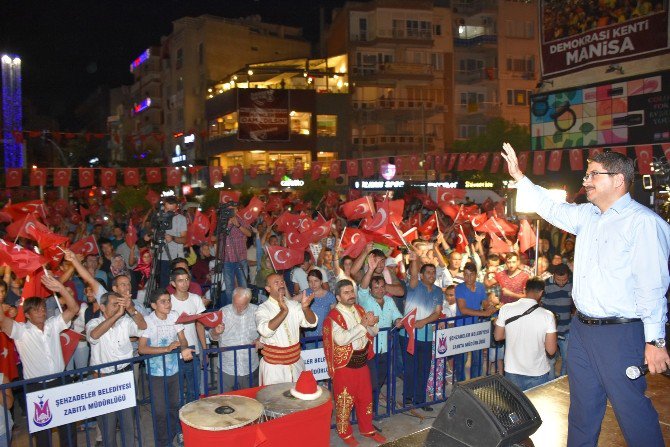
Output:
[0,316,497,445]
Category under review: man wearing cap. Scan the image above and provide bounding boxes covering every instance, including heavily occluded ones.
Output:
[255,273,317,385]
[323,279,386,446]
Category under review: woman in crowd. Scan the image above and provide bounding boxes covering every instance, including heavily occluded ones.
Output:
[303,269,336,341]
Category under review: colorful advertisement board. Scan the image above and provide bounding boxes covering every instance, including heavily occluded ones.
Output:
[540,0,669,77]
[530,71,670,150]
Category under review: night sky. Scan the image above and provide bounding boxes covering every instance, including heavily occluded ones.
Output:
[0,0,344,129]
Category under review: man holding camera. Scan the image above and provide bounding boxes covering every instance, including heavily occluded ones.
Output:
[157,196,188,288]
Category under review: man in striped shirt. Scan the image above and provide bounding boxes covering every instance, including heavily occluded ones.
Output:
[541,263,574,379]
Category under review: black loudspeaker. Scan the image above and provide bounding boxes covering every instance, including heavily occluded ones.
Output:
[432,375,542,447]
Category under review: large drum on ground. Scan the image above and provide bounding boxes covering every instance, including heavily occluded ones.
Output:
[179,395,264,431]
[256,382,331,421]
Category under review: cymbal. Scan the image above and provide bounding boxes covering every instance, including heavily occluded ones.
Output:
[256,382,331,417]
[179,395,264,431]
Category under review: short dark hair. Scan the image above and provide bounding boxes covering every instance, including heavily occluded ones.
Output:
[98,237,112,247]
[551,263,570,277]
[163,196,179,205]
[149,288,170,304]
[445,284,455,292]
[463,262,477,274]
[525,277,545,294]
[307,269,323,281]
[369,249,385,259]
[0,280,7,293]
[100,291,121,306]
[334,279,354,297]
[339,255,353,268]
[170,267,190,281]
[111,274,130,288]
[23,297,46,316]
[303,252,312,264]
[487,254,500,263]
[420,263,436,274]
[589,151,634,190]
[170,257,189,270]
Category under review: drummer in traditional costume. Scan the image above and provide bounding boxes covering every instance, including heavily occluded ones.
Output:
[256,273,317,385]
[323,279,387,446]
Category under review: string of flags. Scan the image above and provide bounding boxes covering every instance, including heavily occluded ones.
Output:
[4,142,669,189]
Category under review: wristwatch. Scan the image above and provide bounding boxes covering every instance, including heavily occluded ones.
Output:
[647,338,666,349]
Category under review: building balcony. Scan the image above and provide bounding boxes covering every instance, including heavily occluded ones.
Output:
[455,67,498,83]
[350,28,433,45]
[507,71,537,81]
[353,134,436,147]
[453,0,498,16]
[455,101,500,117]
[352,98,442,112]
[351,63,434,81]
[454,34,497,47]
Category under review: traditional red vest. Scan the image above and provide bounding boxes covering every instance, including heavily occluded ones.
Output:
[322,304,375,378]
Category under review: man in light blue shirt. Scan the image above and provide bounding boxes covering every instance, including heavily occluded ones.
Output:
[502,143,669,447]
[358,256,403,401]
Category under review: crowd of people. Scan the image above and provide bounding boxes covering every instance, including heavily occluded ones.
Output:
[0,144,665,446]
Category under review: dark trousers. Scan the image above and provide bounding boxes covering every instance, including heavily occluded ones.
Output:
[148,374,181,447]
[567,316,664,446]
[98,406,136,447]
[399,337,432,405]
[158,260,171,289]
[26,379,77,447]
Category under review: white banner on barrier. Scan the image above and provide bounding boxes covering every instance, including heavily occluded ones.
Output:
[301,348,329,381]
[435,322,491,358]
[26,371,136,433]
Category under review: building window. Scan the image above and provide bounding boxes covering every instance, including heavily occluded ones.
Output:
[198,43,204,65]
[433,24,442,36]
[176,48,183,69]
[431,53,444,71]
[316,115,337,137]
[209,112,238,139]
[290,112,311,135]
[507,89,528,106]
[506,56,535,73]
[177,77,184,92]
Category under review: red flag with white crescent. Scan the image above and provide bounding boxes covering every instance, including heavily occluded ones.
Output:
[70,235,99,256]
[329,160,341,179]
[635,145,653,175]
[548,150,562,171]
[266,246,305,271]
[346,160,358,176]
[100,168,117,187]
[569,149,584,171]
[53,168,71,187]
[60,329,85,366]
[166,167,182,187]
[342,196,374,220]
[219,189,241,205]
[197,310,224,328]
[238,197,265,226]
[274,212,301,233]
[0,332,18,381]
[400,308,417,355]
[123,168,140,186]
[209,166,223,185]
[455,226,468,254]
[533,151,546,176]
[146,167,162,184]
[5,168,22,188]
[79,168,95,187]
[285,230,311,251]
[517,219,537,253]
[30,168,47,187]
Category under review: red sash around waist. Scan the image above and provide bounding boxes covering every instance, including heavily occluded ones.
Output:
[261,343,301,365]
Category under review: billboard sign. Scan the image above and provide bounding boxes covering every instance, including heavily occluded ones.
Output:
[238,89,290,141]
[531,71,670,150]
[540,1,669,77]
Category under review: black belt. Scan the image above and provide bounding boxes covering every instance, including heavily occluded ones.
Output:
[346,346,369,369]
[577,311,641,326]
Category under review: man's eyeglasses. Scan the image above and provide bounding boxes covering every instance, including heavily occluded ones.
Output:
[583,171,617,182]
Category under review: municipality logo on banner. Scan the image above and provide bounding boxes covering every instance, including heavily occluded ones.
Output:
[32,395,53,427]
[26,371,136,433]
[436,321,491,358]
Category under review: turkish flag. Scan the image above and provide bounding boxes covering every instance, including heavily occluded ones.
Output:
[21,270,52,299]
[197,310,224,329]
[30,168,47,187]
[418,213,437,236]
[100,168,117,187]
[518,219,537,253]
[325,190,339,207]
[662,143,670,162]
[238,197,264,225]
[611,146,627,156]
[123,168,140,186]
[408,155,420,172]
[125,219,138,247]
[0,333,18,381]
[6,213,42,239]
[53,169,71,187]
[533,151,546,176]
[146,167,162,184]
[219,190,241,204]
[311,162,322,180]
[548,150,562,171]
[187,210,210,246]
[341,233,368,258]
[296,213,313,233]
[346,189,362,202]
[5,169,22,188]
[293,161,304,179]
[265,195,283,213]
[436,154,448,171]
[52,199,68,215]
[400,308,417,355]
[455,226,468,253]
[0,240,45,278]
[456,153,467,171]
[26,221,69,251]
[402,227,418,245]
[79,168,95,187]
[476,153,490,171]
[249,165,258,179]
[209,166,223,185]
[274,212,300,233]
[470,212,489,230]
[588,148,603,160]
[425,154,435,170]
[439,203,461,221]
[361,206,390,234]
[489,232,512,254]
[477,215,517,236]
[569,149,584,171]
[273,164,286,182]
[43,245,65,270]
[342,196,374,220]
[464,154,477,171]
[437,187,466,204]
[165,167,181,187]
[329,161,341,179]
[60,329,85,366]
[378,199,404,225]
[447,153,458,171]
[635,145,653,175]
[518,152,530,172]
[308,219,332,243]
[285,230,311,251]
[266,246,305,271]
[419,193,438,211]
[408,213,421,228]
[394,157,404,175]
[490,153,502,173]
[362,159,375,178]
[346,160,358,176]
[70,235,99,256]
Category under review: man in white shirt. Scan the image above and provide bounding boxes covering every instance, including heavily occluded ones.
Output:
[494,277,557,391]
[210,287,261,391]
[255,273,317,385]
[170,268,206,403]
[158,196,188,288]
[0,275,79,447]
[87,291,146,447]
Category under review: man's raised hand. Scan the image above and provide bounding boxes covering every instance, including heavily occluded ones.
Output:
[501,142,525,181]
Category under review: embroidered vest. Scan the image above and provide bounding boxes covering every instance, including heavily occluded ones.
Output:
[322,304,374,378]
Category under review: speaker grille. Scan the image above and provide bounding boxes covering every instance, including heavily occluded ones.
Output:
[463,375,535,431]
